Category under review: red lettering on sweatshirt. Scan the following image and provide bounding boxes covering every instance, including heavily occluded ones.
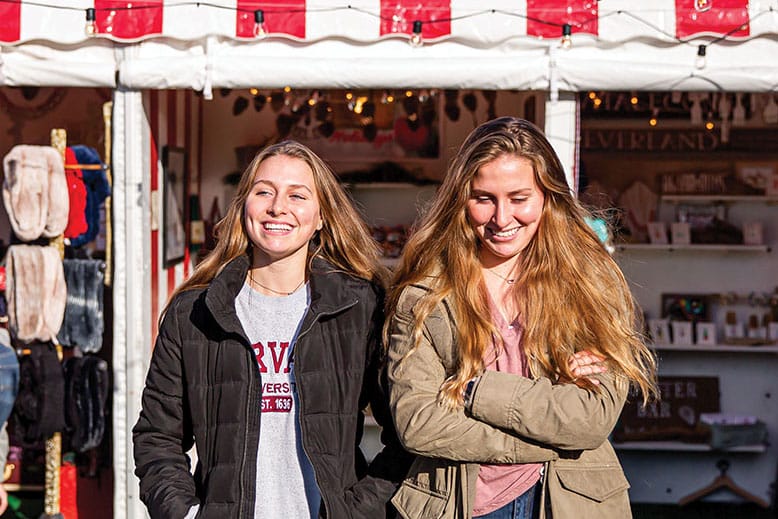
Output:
[253,341,291,374]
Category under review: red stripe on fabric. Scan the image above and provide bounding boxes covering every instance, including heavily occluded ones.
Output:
[675,0,749,38]
[184,90,192,279]
[167,90,179,292]
[94,0,163,39]
[526,0,598,38]
[0,2,21,43]
[379,0,451,38]
[149,90,160,341]
[236,0,306,39]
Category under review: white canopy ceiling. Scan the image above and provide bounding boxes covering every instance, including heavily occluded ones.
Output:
[1,1,777,91]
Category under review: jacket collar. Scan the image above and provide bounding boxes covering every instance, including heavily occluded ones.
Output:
[204,254,364,338]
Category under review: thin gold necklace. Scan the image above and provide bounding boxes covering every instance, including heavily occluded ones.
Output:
[248,269,305,296]
[484,267,516,285]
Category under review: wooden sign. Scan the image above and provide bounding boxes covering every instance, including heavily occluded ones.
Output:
[614,376,720,443]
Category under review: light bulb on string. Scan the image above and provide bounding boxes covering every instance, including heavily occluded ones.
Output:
[85,8,97,37]
[253,10,268,38]
[705,112,715,131]
[561,24,572,49]
[649,108,659,127]
[695,45,707,70]
[409,20,423,48]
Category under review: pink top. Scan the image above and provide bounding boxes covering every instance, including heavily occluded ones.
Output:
[471,305,543,516]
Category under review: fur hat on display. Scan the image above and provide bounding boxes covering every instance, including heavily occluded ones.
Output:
[6,245,67,343]
[2,145,69,241]
[58,259,105,353]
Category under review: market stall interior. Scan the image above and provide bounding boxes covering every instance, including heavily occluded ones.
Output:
[2,1,778,518]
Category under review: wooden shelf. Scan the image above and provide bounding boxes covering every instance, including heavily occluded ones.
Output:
[617,243,770,252]
[3,483,45,492]
[613,441,766,453]
[661,195,778,204]
[652,343,778,353]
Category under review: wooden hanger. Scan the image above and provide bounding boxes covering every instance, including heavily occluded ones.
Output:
[678,459,769,508]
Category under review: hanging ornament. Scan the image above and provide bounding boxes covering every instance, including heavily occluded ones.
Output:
[444,90,460,122]
[462,91,478,126]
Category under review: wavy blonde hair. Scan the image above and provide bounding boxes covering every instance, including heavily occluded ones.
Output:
[162,140,388,321]
[385,117,657,408]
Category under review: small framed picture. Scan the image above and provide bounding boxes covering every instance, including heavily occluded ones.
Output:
[648,319,671,345]
[695,322,717,346]
[672,321,694,345]
[670,222,691,245]
[648,222,668,244]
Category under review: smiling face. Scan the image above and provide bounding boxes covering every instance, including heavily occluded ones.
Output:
[466,154,545,268]
[244,154,323,264]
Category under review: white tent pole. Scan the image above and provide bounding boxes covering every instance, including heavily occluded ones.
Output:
[544,91,579,194]
[111,87,152,519]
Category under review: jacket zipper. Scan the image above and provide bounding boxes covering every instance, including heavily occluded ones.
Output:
[294,298,359,518]
[239,341,261,519]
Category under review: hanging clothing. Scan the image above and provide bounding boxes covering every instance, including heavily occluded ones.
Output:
[63,146,89,240]
[68,145,110,248]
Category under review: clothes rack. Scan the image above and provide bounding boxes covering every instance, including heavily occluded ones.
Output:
[678,459,769,508]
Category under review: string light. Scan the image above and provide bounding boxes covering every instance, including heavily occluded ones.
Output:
[695,45,707,69]
[649,108,659,127]
[561,23,572,49]
[409,20,423,48]
[84,8,96,37]
[705,112,715,130]
[253,9,267,38]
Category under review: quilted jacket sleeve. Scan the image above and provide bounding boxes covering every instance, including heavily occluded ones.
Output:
[133,298,199,519]
[387,288,558,464]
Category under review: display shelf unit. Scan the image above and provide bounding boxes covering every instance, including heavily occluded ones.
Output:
[660,195,778,204]
[613,441,767,453]
[617,244,771,252]
[601,162,778,505]
[651,343,778,353]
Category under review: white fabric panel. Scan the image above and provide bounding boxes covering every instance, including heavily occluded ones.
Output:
[111,88,153,519]
[544,92,578,193]
[598,0,678,43]
[0,43,117,87]
[18,0,92,44]
[119,38,550,90]
[163,0,238,42]
[450,0,528,43]
[554,38,778,92]
[306,0,381,41]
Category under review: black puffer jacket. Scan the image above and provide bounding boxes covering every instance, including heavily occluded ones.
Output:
[133,255,411,519]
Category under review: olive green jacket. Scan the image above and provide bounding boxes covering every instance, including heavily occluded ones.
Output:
[387,282,632,519]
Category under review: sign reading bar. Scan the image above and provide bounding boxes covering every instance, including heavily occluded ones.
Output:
[614,376,720,443]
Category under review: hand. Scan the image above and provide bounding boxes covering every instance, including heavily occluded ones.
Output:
[566,350,607,385]
[0,482,7,515]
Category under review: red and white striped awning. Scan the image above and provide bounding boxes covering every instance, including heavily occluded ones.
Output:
[1,0,775,44]
[1,1,777,91]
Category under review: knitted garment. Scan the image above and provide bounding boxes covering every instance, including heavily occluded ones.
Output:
[63,147,89,239]
[68,145,110,248]
[57,259,105,352]
[6,245,67,343]
[12,341,66,447]
[2,145,69,241]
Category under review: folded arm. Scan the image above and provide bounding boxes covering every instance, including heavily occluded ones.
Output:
[388,307,558,464]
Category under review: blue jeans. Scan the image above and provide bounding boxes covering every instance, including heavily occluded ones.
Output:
[474,483,540,519]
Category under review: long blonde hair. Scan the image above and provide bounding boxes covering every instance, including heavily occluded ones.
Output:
[386,117,657,407]
[162,140,387,321]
